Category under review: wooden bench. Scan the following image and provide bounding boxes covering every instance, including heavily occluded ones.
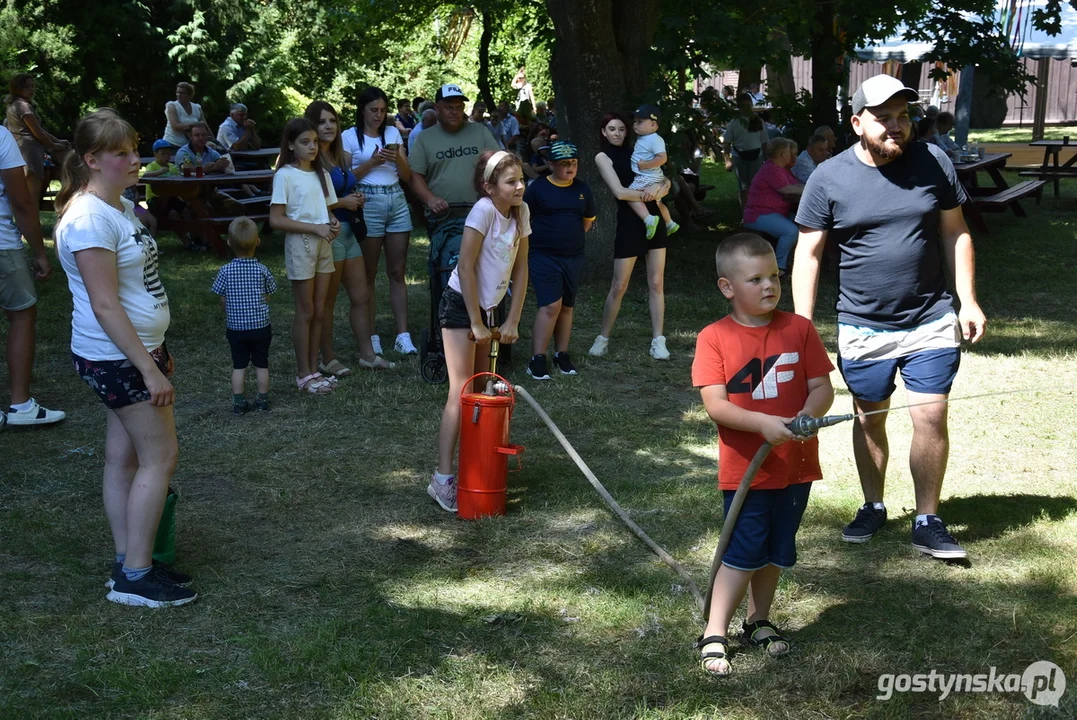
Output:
[203,212,271,256]
[1018,168,1077,179]
[972,180,1045,214]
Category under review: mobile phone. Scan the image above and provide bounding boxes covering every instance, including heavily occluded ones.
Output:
[383,143,399,152]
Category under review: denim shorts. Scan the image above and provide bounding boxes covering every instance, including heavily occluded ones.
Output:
[0,249,36,311]
[720,482,812,571]
[73,344,170,410]
[331,221,363,262]
[838,347,961,402]
[360,183,413,236]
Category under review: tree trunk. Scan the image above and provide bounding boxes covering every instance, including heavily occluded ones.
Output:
[545,0,660,277]
[765,29,796,97]
[809,2,840,130]
[477,9,495,110]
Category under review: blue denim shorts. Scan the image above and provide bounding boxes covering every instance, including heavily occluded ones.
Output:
[360,183,413,236]
[720,482,812,571]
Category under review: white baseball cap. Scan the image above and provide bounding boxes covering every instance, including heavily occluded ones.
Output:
[852,75,919,115]
[436,84,469,102]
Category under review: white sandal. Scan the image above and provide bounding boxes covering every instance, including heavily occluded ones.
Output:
[358,355,396,370]
[297,373,333,394]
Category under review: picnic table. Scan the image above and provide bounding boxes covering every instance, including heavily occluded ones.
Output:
[1018,140,1077,196]
[953,152,1044,233]
[229,147,280,168]
[142,169,275,255]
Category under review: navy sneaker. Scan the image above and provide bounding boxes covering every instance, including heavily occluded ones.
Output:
[106,566,197,608]
[106,560,193,590]
[911,515,968,559]
[842,503,887,543]
[527,354,552,381]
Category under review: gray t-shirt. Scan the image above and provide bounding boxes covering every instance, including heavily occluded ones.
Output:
[795,141,967,330]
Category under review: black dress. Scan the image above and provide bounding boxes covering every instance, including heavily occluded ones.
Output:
[603,143,668,259]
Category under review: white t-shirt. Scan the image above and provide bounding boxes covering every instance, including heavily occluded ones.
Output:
[0,126,27,251]
[163,100,202,147]
[270,165,338,245]
[631,132,667,180]
[55,194,170,360]
[341,125,404,186]
[448,197,531,310]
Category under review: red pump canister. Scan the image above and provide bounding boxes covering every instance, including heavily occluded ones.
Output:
[457,379,523,520]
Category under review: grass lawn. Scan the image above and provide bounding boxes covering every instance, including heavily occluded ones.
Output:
[968,125,1077,144]
[2,162,1075,719]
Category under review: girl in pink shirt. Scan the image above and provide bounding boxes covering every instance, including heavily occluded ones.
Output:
[428,150,531,513]
[742,138,804,273]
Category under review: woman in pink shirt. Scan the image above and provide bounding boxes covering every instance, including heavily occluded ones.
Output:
[742,138,803,274]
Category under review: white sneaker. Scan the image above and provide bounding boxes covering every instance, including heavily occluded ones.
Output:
[589,335,609,357]
[649,336,670,361]
[371,335,383,355]
[394,332,418,355]
[6,398,65,426]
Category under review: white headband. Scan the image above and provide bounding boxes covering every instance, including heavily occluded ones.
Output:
[483,150,511,183]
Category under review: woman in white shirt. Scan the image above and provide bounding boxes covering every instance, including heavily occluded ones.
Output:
[341,87,416,355]
[162,81,205,149]
[53,110,195,608]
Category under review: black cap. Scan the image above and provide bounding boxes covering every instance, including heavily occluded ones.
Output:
[634,104,661,121]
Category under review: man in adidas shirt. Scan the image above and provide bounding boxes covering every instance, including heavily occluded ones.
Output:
[792,75,986,561]
[409,84,500,213]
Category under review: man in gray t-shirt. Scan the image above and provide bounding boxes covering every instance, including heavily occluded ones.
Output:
[792,75,986,561]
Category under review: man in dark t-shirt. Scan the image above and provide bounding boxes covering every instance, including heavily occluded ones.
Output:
[792,75,987,561]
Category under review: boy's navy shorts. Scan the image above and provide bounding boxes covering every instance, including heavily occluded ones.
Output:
[720,482,812,571]
[529,252,585,308]
[227,325,272,369]
[837,347,960,403]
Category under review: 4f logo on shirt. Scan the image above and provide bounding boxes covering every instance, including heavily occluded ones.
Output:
[727,353,799,399]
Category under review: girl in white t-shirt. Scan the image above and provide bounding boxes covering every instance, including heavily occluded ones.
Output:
[53,110,195,608]
[270,118,341,395]
[428,150,530,513]
[341,86,416,356]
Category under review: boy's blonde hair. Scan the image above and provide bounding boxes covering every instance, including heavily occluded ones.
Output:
[715,233,775,280]
[227,216,260,254]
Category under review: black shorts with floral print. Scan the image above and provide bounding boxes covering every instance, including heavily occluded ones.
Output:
[73,344,170,410]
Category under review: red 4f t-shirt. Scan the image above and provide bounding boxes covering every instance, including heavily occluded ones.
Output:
[692,311,835,490]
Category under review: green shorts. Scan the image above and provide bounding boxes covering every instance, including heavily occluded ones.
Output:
[331,221,363,262]
[0,248,36,311]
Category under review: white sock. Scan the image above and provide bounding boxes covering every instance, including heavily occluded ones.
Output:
[871,502,885,511]
[433,471,454,485]
[10,399,33,412]
[915,513,934,527]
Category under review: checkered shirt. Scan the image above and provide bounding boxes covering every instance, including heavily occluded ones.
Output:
[211,258,277,330]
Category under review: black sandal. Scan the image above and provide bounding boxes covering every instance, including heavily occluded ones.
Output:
[693,634,732,676]
[741,620,791,656]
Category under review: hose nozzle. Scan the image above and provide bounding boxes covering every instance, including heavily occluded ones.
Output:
[787,413,856,437]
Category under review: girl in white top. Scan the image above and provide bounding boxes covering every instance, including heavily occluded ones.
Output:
[428,150,530,513]
[269,117,341,395]
[53,110,195,608]
[341,86,416,356]
[162,81,206,148]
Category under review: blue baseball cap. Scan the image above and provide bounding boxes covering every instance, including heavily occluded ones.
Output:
[547,140,578,161]
[152,139,174,151]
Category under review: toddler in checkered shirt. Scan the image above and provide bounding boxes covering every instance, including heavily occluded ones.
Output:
[212,217,277,414]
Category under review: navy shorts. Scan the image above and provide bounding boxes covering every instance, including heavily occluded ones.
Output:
[529,252,585,308]
[720,482,812,571]
[73,344,170,410]
[837,347,961,402]
[227,325,272,369]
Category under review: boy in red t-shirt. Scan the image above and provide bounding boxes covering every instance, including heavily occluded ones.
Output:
[691,233,835,676]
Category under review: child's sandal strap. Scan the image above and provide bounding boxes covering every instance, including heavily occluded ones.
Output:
[694,634,731,676]
[742,620,790,654]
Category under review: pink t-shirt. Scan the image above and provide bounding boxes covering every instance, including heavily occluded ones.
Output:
[743,161,801,224]
[448,197,531,310]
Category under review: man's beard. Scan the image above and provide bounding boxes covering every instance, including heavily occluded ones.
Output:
[861,132,907,159]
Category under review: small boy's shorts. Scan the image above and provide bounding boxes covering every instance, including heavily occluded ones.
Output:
[628,174,664,192]
[226,325,272,369]
[529,252,585,308]
[720,482,812,571]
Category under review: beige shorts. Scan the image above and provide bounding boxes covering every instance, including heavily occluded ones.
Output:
[284,233,335,281]
[0,248,36,311]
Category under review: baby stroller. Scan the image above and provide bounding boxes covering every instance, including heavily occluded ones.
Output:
[420,203,512,383]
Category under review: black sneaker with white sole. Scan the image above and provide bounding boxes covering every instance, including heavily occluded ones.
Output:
[527,354,552,381]
[842,503,887,543]
[911,515,968,559]
[105,560,193,590]
[106,566,197,608]
[552,352,577,375]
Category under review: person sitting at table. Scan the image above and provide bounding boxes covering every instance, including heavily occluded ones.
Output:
[932,112,960,155]
[216,103,261,152]
[742,138,803,275]
[791,133,829,183]
[143,139,200,251]
[916,116,938,144]
[172,123,243,218]
[408,103,437,154]
[163,81,206,149]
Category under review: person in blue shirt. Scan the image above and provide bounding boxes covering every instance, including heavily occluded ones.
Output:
[523,140,596,380]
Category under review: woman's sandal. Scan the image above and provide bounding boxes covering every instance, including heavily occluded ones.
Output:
[693,634,732,676]
[741,619,791,657]
[319,359,352,378]
[358,355,396,370]
[296,373,333,395]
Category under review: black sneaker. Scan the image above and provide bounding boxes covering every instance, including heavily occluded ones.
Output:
[105,560,193,590]
[552,352,578,375]
[911,515,968,559]
[253,396,271,412]
[527,354,552,381]
[233,400,251,415]
[106,566,197,608]
[842,503,887,543]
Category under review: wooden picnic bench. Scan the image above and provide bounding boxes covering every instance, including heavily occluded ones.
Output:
[1023,139,1077,197]
[953,152,1043,233]
[973,180,1046,212]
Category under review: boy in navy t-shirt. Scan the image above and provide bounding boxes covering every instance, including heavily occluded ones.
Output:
[523,140,595,380]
